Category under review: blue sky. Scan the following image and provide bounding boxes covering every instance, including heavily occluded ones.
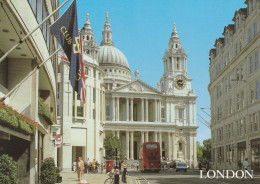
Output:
[60,0,246,144]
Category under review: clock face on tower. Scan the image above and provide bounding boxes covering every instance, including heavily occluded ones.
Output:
[175,76,186,90]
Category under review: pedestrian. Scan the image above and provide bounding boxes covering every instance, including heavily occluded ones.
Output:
[121,161,127,183]
[243,158,249,170]
[136,162,139,171]
[206,161,209,172]
[86,158,90,174]
[92,159,96,174]
[101,162,104,174]
[73,161,76,172]
[76,157,85,181]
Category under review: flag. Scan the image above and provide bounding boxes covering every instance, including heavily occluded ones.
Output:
[50,0,85,102]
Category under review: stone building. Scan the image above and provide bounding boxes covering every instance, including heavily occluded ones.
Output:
[209,0,260,171]
[58,13,198,170]
[0,0,60,183]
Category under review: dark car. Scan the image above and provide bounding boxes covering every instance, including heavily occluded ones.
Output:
[176,162,188,172]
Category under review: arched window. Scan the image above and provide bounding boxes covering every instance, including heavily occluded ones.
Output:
[87,35,89,40]
[179,142,182,151]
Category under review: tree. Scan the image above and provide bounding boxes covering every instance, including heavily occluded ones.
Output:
[196,141,202,158]
[201,138,212,161]
[103,131,121,160]
[40,157,59,184]
[0,154,17,184]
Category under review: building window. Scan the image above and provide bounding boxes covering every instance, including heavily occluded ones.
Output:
[29,0,36,14]
[77,106,83,117]
[255,51,259,70]
[250,56,254,73]
[249,28,252,42]
[256,81,260,100]
[178,108,184,121]
[254,22,257,37]
[36,0,42,23]
[93,88,96,103]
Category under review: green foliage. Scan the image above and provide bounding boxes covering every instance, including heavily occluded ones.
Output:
[0,154,18,184]
[0,102,36,135]
[38,98,53,125]
[196,141,203,158]
[104,131,121,160]
[201,138,212,161]
[40,157,59,184]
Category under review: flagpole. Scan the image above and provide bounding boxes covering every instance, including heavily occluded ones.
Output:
[0,0,70,64]
[0,47,62,102]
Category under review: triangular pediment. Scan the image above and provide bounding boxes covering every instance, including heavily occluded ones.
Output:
[112,80,161,95]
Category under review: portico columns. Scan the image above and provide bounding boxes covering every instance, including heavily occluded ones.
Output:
[126,98,129,121]
[159,132,162,156]
[112,97,115,121]
[154,132,158,142]
[116,131,120,138]
[145,131,149,142]
[141,98,144,121]
[154,99,157,122]
[130,98,134,121]
[141,132,145,145]
[116,97,119,121]
[126,131,129,160]
[172,133,175,160]
[130,131,134,160]
[158,100,161,122]
[167,132,171,159]
[145,99,148,122]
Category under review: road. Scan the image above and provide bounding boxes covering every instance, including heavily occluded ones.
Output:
[127,168,260,184]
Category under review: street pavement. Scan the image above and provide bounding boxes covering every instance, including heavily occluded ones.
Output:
[57,169,260,184]
[57,170,137,184]
[129,168,260,184]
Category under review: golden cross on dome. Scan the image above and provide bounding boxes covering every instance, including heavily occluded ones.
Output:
[173,22,176,31]
[86,13,89,20]
[105,11,110,17]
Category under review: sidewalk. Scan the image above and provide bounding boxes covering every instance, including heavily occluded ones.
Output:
[57,171,137,184]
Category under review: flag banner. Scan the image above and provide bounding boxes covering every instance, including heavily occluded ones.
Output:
[50,0,82,95]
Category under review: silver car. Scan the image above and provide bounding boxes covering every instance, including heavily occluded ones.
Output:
[175,162,188,172]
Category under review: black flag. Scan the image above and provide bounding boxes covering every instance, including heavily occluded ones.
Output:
[50,0,81,94]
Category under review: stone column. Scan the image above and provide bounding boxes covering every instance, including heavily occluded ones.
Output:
[145,99,148,122]
[116,131,120,138]
[159,132,162,155]
[126,131,129,160]
[112,97,115,121]
[141,98,144,121]
[154,132,158,142]
[130,98,134,121]
[126,98,129,121]
[141,132,145,145]
[158,99,161,122]
[167,132,171,160]
[130,131,134,160]
[116,97,120,121]
[172,133,175,160]
[145,132,149,142]
[154,99,157,122]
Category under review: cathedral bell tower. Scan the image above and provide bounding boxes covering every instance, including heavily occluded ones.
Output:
[81,13,99,60]
[159,23,193,96]
[101,11,114,46]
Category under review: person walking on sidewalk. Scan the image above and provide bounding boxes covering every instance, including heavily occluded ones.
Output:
[76,157,85,181]
[121,161,127,183]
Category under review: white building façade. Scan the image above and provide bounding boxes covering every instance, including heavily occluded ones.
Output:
[58,13,198,171]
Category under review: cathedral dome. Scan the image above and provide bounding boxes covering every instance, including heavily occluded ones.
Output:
[98,45,129,68]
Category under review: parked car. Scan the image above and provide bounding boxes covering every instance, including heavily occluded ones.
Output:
[176,162,188,172]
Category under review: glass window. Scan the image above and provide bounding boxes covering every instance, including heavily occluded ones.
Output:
[29,0,36,14]
[93,88,96,103]
[256,81,260,100]
[42,3,47,39]
[36,0,42,23]
[249,28,252,42]
[250,56,254,73]
[145,144,158,149]
[255,51,259,70]
[77,106,83,117]
[254,22,257,37]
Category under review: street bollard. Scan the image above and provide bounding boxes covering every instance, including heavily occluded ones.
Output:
[114,169,120,184]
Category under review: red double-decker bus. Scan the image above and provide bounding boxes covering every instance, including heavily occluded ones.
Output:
[139,142,161,172]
